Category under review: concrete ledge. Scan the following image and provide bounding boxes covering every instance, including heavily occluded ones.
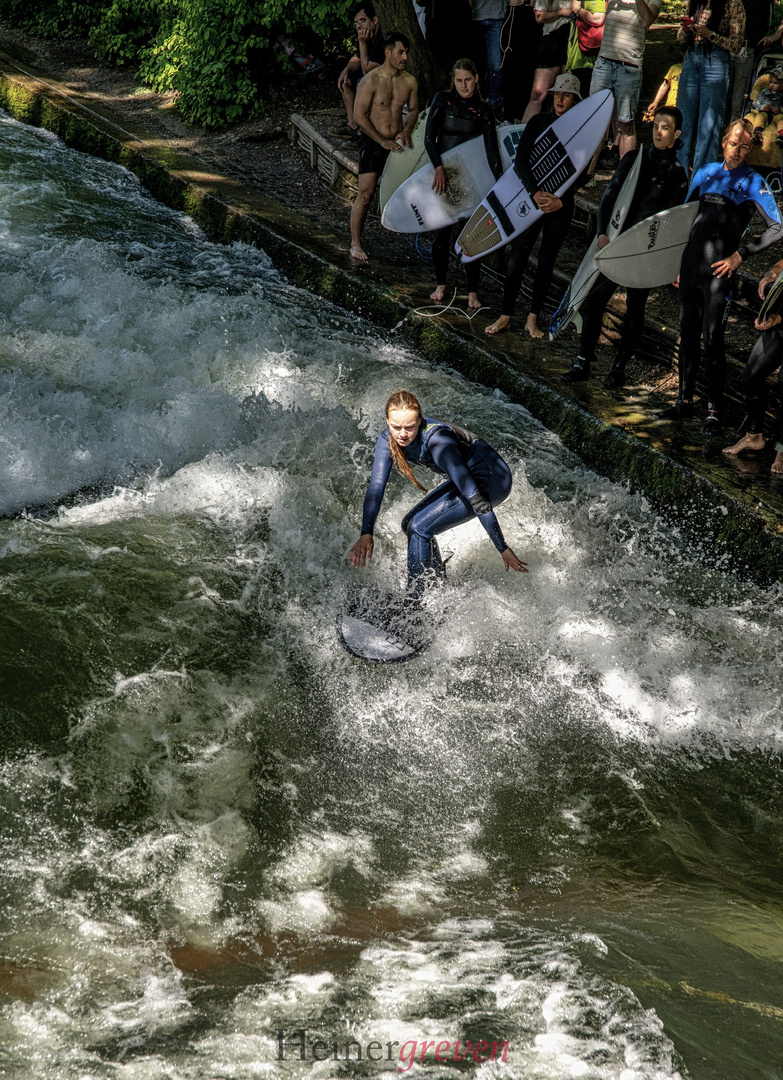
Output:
[0,53,781,585]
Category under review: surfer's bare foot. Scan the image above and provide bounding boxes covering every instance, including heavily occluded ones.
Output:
[525,314,544,339]
[430,285,446,302]
[485,315,511,336]
[467,292,482,309]
[350,244,369,262]
[722,432,765,456]
[772,451,783,474]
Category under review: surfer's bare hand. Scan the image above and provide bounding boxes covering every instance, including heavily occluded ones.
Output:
[502,548,529,573]
[396,130,414,149]
[759,267,781,299]
[597,233,610,250]
[756,313,782,331]
[432,166,447,194]
[348,534,374,567]
[382,137,404,153]
[711,252,741,278]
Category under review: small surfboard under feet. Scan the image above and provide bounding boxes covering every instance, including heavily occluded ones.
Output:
[337,584,433,663]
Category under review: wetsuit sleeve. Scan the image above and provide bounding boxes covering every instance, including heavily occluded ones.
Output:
[428,430,508,553]
[360,434,393,536]
[596,150,637,236]
[482,102,504,180]
[424,92,448,170]
[739,176,783,259]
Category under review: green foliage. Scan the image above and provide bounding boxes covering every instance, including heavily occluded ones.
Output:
[88,0,165,66]
[0,0,355,128]
[0,0,110,36]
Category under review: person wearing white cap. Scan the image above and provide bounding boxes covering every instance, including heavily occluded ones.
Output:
[486,73,588,339]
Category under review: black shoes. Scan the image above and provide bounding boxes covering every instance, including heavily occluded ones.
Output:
[561,358,591,383]
[603,359,628,389]
[658,397,694,420]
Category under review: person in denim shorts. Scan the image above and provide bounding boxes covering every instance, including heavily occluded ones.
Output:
[590,0,661,157]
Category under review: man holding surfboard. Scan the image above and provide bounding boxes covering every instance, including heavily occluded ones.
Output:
[350,33,419,262]
[558,105,687,386]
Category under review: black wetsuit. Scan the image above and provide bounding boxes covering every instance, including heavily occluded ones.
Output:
[361,419,512,590]
[424,90,502,292]
[579,143,688,365]
[499,109,587,319]
[678,161,783,408]
[740,324,783,445]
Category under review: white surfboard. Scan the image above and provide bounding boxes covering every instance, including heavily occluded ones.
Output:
[336,585,432,663]
[593,202,700,288]
[378,107,429,216]
[549,149,644,339]
[456,89,614,262]
[381,122,525,233]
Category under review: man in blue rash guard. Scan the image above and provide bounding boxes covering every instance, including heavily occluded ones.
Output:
[348,390,528,595]
[662,118,783,433]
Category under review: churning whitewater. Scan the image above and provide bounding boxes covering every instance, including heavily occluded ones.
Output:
[0,113,782,1080]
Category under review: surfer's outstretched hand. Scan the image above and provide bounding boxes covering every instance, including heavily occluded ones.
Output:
[502,547,528,573]
[348,534,374,567]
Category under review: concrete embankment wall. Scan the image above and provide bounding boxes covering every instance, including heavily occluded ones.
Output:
[0,54,781,585]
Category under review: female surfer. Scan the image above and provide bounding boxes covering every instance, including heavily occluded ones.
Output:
[424,58,502,310]
[348,390,528,595]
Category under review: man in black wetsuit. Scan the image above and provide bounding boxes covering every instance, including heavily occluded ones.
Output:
[662,117,783,432]
[723,257,783,474]
[559,105,688,386]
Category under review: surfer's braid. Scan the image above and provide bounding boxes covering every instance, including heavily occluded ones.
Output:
[386,390,427,491]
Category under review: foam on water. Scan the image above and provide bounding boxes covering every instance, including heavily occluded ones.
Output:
[0,113,782,1080]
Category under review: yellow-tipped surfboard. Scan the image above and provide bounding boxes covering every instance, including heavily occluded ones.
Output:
[457,89,614,261]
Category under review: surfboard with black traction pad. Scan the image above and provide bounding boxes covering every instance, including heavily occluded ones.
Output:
[455,89,614,262]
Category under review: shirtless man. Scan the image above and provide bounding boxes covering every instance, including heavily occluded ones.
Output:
[336,3,384,136]
[350,32,419,262]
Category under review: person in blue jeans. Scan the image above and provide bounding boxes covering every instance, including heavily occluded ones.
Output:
[472,0,507,113]
[675,0,745,175]
[348,390,528,595]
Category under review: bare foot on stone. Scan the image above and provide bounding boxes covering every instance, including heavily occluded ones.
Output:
[485,315,511,336]
[772,451,783,474]
[430,285,446,302]
[350,244,368,262]
[722,432,765,456]
[525,313,543,339]
[467,292,482,309]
